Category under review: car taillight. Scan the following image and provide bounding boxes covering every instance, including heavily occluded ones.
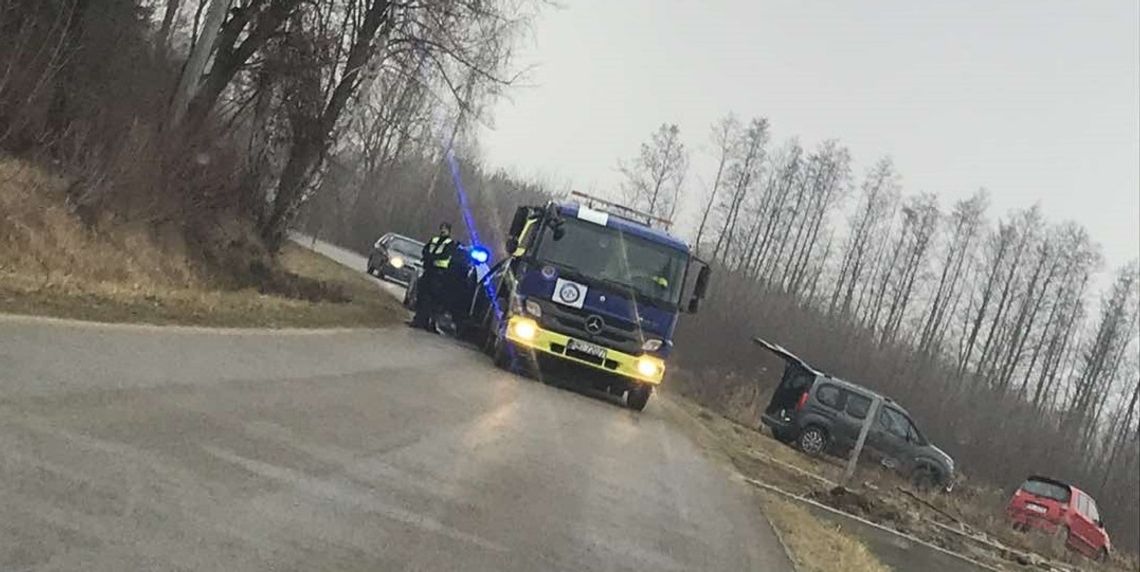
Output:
[795,391,810,411]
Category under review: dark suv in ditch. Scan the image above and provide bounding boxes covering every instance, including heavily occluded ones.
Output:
[756,338,956,489]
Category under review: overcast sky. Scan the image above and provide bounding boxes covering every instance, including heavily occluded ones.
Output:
[477,0,1139,269]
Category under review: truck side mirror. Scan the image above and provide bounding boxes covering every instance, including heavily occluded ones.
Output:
[694,264,711,298]
[507,208,529,238]
[687,298,701,313]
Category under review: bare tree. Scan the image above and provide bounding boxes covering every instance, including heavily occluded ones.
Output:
[1066,261,1139,440]
[829,157,900,318]
[694,115,739,256]
[618,123,688,220]
[710,118,769,265]
[918,190,987,355]
[879,192,939,345]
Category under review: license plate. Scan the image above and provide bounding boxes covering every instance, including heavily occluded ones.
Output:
[567,339,607,359]
[1026,504,1047,514]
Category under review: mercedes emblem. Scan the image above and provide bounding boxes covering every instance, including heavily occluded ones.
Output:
[585,315,605,334]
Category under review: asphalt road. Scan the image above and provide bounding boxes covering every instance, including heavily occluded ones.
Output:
[0,238,793,572]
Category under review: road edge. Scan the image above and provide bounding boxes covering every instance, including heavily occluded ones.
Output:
[656,394,800,570]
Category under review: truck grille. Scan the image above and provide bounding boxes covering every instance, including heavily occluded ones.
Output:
[539,302,642,354]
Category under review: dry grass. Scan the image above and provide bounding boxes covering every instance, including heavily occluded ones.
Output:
[760,491,892,572]
[0,157,403,328]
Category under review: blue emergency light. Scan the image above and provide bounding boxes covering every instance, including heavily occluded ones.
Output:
[469,245,490,264]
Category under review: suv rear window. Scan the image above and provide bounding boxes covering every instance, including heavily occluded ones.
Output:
[1021,479,1071,503]
[846,393,872,419]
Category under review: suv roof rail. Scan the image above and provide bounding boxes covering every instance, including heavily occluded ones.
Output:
[568,191,673,230]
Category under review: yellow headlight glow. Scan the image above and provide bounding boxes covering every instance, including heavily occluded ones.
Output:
[512,318,538,341]
[636,355,664,378]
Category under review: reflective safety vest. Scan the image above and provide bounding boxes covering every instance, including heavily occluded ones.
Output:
[428,236,453,268]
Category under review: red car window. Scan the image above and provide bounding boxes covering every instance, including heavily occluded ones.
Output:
[1087,498,1101,523]
[1021,479,1070,503]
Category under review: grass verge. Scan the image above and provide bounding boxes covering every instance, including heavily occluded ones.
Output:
[1,156,403,328]
[759,491,891,572]
[0,244,405,328]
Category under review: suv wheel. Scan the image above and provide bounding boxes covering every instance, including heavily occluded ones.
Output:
[911,465,941,490]
[797,426,828,456]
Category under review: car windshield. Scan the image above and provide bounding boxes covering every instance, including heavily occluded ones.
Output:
[1022,479,1071,502]
[535,217,687,307]
[389,237,423,258]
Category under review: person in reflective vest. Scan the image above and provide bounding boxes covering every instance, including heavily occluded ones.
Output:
[410,222,456,329]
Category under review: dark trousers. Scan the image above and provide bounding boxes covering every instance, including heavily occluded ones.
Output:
[412,269,443,327]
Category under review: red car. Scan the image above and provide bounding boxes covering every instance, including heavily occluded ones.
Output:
[1007,476,1112,561]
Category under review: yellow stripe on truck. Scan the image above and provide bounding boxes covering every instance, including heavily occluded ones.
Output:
[504,315,665,384]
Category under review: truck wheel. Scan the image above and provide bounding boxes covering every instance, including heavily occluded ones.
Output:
[627,385,651,411]
[797,425,828,456]
[480,308,498,356]
[492,333,513,370]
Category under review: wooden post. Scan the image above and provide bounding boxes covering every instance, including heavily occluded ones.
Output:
[844,396,882,484]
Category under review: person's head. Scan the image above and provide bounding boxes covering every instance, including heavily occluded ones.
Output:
[439,222,452,237]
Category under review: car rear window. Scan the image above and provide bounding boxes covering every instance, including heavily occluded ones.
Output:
[1021,479,1071,503]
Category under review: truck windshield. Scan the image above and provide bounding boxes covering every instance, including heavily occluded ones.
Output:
[536,217,687,307]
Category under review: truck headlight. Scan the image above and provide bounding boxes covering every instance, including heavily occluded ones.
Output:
[636,355,664,378]
[511,317,538,341]
[641,339,663,351]
[524,299,542,318]
[389,256,405,269]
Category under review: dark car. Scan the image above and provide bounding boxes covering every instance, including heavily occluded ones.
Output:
[755,338,955,489]
[367,233,424,285]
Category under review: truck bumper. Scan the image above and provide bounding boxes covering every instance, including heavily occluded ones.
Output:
[504,316,664,385]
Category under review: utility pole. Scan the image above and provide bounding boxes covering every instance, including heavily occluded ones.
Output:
[170,0,230,125]
[844,396,882,484]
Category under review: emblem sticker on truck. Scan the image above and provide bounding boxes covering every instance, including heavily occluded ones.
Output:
[553,278,587,309]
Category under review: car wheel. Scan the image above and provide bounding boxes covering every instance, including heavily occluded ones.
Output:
[627,385,651,411]
[911,465,941,491]
[403,280,417,310]
[797,425,828,456]
[1097,547,1109,563]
